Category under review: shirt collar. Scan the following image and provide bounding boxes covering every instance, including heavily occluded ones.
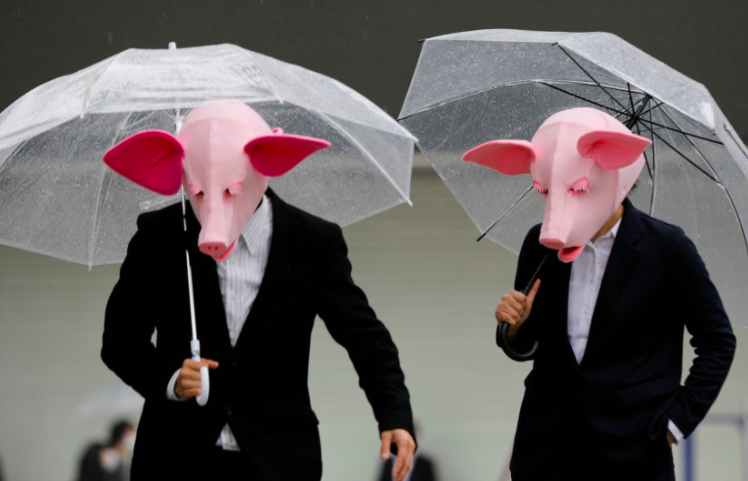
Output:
[586,217,621,248]
[240,195,270,255]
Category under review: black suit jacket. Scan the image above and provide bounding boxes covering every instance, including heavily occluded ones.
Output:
[102,189,414,481]
[503,198,735,479]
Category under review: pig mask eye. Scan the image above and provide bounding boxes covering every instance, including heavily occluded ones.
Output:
[225,183,243,197]
[568,177,590,196]
[532,181,549,197]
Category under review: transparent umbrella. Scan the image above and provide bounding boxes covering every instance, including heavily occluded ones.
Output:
[399,29,748,327]
[0,43,415,267]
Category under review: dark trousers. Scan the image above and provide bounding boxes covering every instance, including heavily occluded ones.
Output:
[197,447,263,480]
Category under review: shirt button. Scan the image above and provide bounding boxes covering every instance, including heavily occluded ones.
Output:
[230,332,237,341]
[589,279,594,285]
[231,293,238,301]
[231,260,237,266]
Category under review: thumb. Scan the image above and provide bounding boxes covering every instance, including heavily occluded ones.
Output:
[526,279,541,308]
[380,431,393,460]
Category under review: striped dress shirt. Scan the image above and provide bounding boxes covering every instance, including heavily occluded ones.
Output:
[167,195,273,451]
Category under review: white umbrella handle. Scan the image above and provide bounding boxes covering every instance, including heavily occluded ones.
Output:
[191,339,210,406]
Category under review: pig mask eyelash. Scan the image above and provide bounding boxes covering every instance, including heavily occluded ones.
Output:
[568,177,590,196]
[532,181,548,196]
[226,183,243,196]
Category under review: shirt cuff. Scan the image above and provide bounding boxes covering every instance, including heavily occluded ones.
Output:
[166,369,185,401]
[668,419,684,443]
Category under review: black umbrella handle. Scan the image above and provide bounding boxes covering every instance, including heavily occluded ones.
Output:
[497,255,547,361]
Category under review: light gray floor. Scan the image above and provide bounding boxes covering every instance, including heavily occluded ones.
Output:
[0,171,745,480]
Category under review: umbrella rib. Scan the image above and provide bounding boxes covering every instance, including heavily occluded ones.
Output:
[647,108,657,215]
[555,44,628,112]
[639,123,719,183]
[313,109,412,207]
[632,120,654,181]
[477,185,534,242]
[659,108,723,182]
[634,117,722,144]
[539,82,626,116]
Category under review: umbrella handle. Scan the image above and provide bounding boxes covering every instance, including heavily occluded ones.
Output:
[190,340,210,407]
[498,322,538,362]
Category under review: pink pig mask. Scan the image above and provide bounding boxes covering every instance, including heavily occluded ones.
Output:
[463,107,651,263]
[103,100,331,261]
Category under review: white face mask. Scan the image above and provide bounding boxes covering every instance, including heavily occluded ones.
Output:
[100,448,121,472]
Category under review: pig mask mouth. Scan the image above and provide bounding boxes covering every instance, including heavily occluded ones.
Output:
[559,245,584,263]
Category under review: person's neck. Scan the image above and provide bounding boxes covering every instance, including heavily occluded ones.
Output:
[591,204,624,243]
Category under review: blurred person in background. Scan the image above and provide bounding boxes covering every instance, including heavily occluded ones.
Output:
[75,420,135,481]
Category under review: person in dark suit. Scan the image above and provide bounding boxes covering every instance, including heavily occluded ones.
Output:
[101,188,416,481]
[495,197,736,481]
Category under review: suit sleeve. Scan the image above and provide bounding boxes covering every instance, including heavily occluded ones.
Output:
[101,214,180,400]
[496,224,543,358]
[316,223,415,440]
[667,228,736,438]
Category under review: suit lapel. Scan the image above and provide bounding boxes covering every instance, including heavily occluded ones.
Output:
[581,198,642,368]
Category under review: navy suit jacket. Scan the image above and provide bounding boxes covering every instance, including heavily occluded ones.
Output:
[102,189,414,481]
[503,198,735,478]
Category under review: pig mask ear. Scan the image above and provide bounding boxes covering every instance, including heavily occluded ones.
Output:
[577,130,652,170]
[244,128,331,177]
[103,130,185,195]
[462,140,537,175]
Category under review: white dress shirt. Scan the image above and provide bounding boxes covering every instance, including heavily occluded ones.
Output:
[567,217,683,442]
[167,195,273,451]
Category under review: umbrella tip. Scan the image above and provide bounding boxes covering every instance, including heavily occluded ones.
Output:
[168,42,177,50]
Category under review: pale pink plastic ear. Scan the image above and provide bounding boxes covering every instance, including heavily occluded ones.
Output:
[462,140,537,175]
[103,130,185,195]
[245,133,331,177]
[577,130,652,170]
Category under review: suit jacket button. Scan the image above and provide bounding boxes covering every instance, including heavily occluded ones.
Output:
[224,406,232,416]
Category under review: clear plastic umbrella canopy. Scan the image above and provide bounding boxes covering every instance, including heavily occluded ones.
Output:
[399,30,748,327]
[0,43,415,266]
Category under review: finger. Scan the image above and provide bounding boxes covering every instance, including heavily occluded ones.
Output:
[180,369,203,381]
[526,279,542,306]
[181,379,202,389]
[496,309,517,326]
[185,388,201,398]
[503,296,525,314]
[380,431,393,460]
[201,358,220,369]
[393,440,414,481]
[499,305,521,322]
[182,359,202,371]
[508,289,528,303]
[392,453,405,481]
